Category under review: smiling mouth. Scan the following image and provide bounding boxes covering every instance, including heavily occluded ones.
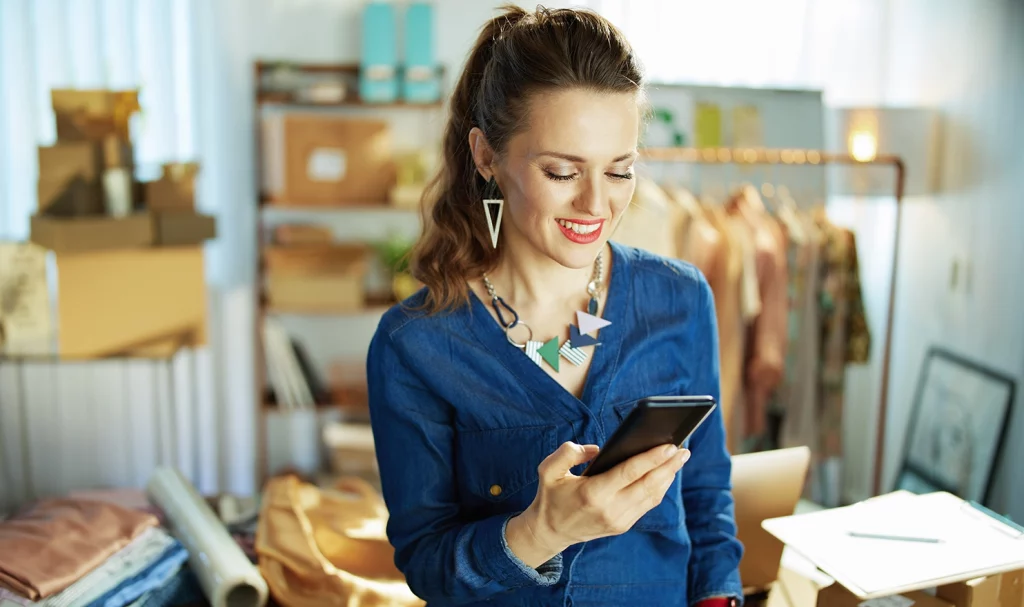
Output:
[556,218,604,243]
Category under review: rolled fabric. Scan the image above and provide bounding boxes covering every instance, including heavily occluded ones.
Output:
[145,468,268,607]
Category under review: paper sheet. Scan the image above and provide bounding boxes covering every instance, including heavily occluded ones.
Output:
[763,491,1024,598]
[147,468,268,607]
[859,597,914,607]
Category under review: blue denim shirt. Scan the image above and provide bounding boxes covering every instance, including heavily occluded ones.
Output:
[367,243,744,606]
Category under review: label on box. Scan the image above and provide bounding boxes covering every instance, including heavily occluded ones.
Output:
[859,596,915,607]
[307,148,346,182]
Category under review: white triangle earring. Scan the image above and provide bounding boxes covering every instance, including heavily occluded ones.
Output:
[482,177,504,249]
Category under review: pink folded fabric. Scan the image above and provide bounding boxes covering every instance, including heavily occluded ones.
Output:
[0,499,157,600]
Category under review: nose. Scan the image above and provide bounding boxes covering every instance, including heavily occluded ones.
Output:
[573,173,606,217]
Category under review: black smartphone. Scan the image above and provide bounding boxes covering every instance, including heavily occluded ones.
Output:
[581,395,717,477]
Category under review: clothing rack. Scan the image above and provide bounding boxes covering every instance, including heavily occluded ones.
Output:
[638,146,905,498]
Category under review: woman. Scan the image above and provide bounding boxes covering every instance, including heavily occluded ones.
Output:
[367,6,743,606]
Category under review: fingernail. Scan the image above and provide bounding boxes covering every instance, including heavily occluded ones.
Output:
[679,449,691,464]
[662,444,677,458]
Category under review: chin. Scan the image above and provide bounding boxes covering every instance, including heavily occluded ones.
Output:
[546,239,606,270]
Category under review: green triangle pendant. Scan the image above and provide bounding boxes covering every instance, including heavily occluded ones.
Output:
[537,336,561,371]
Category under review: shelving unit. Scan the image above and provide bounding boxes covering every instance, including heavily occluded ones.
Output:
[253,61,443,483]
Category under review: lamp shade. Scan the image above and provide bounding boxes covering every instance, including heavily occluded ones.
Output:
[826,107,943,197]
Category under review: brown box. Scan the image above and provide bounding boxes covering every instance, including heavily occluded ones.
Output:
[37,139,134,216]
[938,570,1024,607]
[56,247,207,358]
[145,163,199,211]
[816,583,953,607]
[37,176,104,217]
[154,211,217,246]
[263,245,368,275]
[38,142,103,183]
[30,212,217,253]
[262,113,395,204]
[31,214,154,253]
[51,89,140,141]
[265,274,364,311]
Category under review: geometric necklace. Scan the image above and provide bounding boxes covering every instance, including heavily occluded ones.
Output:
[481,254,612,373]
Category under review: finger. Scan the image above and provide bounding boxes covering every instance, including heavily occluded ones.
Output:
[623,448,690,508]
[539,442,598,480]
[601,444,679,490]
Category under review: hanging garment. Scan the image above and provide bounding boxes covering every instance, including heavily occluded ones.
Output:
[816,218,870,461]
[610,178,680,259]
[666,187,723,283]
[778,214,824,454]
[0,500,157,600]
[699,203,747,453]
[256,475,423,607]
[728,186,789,443]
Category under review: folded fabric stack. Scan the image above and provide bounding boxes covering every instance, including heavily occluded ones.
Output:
[0,499,200,607]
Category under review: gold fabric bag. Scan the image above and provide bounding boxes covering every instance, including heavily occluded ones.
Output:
[256,475,424,607]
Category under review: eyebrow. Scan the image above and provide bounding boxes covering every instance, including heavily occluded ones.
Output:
[536,151,638,163]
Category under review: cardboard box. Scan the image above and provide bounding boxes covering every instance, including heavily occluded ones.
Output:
[31,214,154,253]
[938,570,1024,607]
[154,211,217,246]
[56,247,207,358]
[30,213,217,253]
[816,582,953,607]
[39,142,103,183]
[145,163,199,211]
[263,245,368,275]
[262,113,395,204]
[265,274,365,311]
[37,175,104,217]
[51,89,140,140]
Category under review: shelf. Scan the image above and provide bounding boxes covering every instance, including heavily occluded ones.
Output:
[265,304,393,317]
[257,95,443,109]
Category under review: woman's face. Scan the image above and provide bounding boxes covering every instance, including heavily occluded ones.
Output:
[488,89,640,270]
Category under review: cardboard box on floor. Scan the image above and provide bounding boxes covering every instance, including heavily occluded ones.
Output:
[816,582,953,607]
[56,247,207,358]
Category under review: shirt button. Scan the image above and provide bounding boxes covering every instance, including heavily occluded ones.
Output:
[489,484,502,496]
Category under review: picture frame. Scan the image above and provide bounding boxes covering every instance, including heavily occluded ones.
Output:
[895,347,1016,505]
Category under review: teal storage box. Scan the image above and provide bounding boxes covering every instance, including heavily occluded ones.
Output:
[402,2,440,104]
[360,2,399,103]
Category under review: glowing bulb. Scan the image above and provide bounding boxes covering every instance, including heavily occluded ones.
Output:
[849,130,878,162]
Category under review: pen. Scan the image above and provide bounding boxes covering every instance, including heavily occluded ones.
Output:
[847,531,943,544]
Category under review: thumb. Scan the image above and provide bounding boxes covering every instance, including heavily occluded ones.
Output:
[539,442,600,479]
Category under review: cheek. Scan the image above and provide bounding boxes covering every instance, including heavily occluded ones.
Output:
[512,174,572,220]
[611,182,637,215]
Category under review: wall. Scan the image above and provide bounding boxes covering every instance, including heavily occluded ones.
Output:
[876,0,1024,518]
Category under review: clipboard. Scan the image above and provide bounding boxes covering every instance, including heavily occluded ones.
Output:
[762,491,1024,599]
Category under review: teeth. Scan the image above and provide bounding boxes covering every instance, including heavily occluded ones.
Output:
[558,219,600,235]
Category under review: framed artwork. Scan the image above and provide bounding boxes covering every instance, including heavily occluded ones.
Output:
[895,347,1016,505]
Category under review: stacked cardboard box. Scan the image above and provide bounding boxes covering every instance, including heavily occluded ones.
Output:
[27,89,217,358]
[263,245,369,311]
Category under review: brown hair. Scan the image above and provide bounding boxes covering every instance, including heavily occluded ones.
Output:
[410,4,645,313]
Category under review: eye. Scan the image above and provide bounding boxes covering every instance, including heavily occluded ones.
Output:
[544,170,578,182]
[607,171,634,181]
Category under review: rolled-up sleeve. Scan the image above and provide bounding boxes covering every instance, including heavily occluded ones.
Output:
[367,326,562,605]
[682,276,745,605]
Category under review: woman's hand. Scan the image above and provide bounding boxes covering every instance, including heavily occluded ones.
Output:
[505,441,690,567]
